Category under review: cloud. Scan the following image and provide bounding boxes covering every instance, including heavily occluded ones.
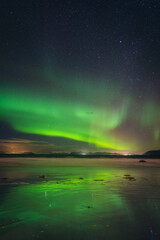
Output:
[0,138,56,154]
[0,139,45,144]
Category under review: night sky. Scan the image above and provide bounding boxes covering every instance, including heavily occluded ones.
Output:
[0,0,160,154]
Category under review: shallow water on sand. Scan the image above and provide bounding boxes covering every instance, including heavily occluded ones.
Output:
[0,158,160,240]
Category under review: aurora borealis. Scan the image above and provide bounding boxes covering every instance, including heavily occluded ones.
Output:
[0,0,160,154]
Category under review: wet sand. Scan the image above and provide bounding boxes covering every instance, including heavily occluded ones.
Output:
[0,158,160,240]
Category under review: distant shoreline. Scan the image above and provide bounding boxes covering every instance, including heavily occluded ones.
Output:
[0,153,160,159]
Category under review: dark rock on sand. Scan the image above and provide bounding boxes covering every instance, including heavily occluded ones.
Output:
[139,160,146,163]
[94,179,104,181]
[124,176,136,181]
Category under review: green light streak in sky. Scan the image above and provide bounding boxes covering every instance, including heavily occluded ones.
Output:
[0,68,159,152]
[140,102,160,126]
[0,85,135,151]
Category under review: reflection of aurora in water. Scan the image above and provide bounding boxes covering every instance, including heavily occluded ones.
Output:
[0,167,132,239]
[1,181,125,221]
[1,161,160,240]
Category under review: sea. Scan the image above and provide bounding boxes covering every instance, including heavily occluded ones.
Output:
[0,158,160,240]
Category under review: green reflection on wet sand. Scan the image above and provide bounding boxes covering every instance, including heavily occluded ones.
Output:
[1,163,160,240]
[0,167,132,240]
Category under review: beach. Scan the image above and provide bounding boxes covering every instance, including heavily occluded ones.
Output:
[0,158,160,240]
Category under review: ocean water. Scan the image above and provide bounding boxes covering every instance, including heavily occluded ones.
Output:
[0,158,160,240]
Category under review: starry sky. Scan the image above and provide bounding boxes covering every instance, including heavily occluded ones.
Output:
[0,0,160,154]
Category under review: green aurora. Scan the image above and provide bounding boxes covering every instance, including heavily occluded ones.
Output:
[0,70,159,153]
